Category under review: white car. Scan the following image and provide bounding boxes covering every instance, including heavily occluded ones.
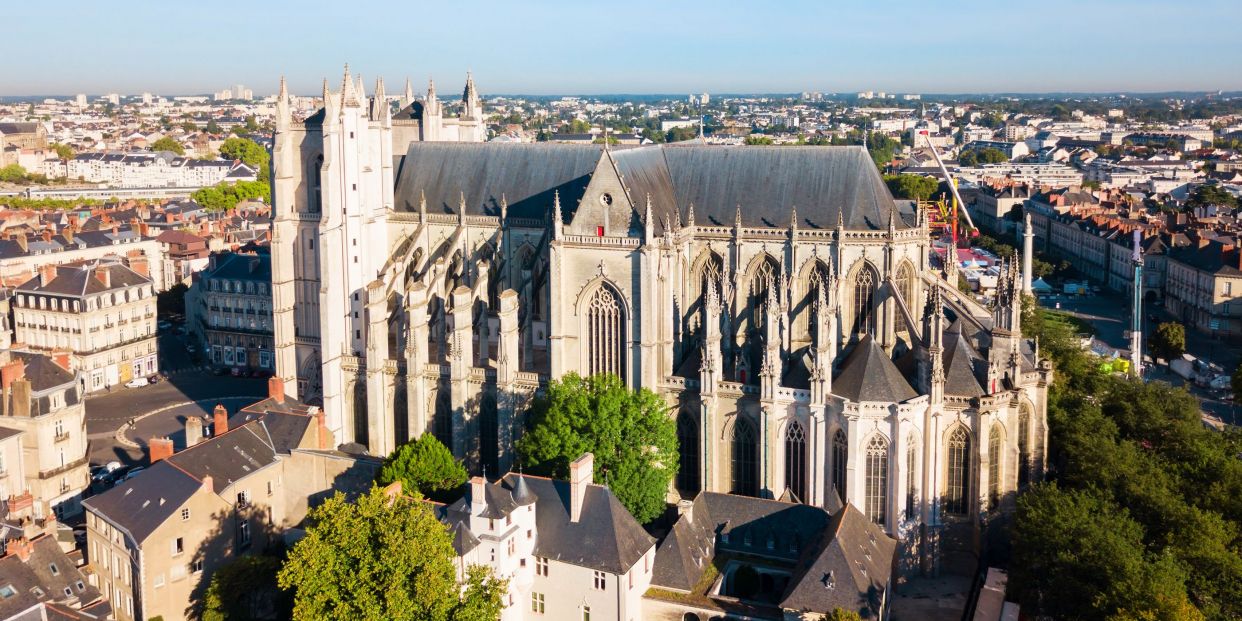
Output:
[125,377,150,388]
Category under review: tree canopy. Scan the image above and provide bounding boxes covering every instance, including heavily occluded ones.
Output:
[50,143,74,161]
[277,487,506,621]
[517,373,678,523]
[1186,185,1238,211]
[201,554,291,621]
[883,174,938,202]
[1151,322,1187,362]
[1008,296,1242,620]
[192,180,270,212]
[150,136,185,155]
[219,137,270,182]
[376,434,468,502]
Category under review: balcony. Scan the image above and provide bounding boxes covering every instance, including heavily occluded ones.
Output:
[54,431,71,443]
[39,456,87,479]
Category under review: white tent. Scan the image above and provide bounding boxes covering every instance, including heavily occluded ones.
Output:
[1031,277,1055,294]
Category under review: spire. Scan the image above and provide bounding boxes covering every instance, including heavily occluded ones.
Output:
[735,205,743,228]
[403,77,414,106]
[836,209,844,230]
[552,190,563,239]
[687,203,695,228]
[276,76,290,131]
[341,64,361,108]
[322,78,337,120]
[372,76,387,121]
[356,73,366,100]
[500,194,508,222]
[426,78,440,116]
[458,191,467,224]
[278,75,288,101]
[888,208,897,238]
[644,193,654,240]
[790,206,798,231]
[419,190,428,221]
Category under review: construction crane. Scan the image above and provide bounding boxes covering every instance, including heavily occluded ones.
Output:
[921,132,976,247]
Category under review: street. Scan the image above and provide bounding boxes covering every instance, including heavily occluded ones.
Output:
[1048,292,1240,427]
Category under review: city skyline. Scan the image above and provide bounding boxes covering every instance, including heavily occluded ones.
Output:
[4,0,1241,96]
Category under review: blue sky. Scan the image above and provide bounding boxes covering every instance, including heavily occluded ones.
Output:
[4,0,1240,96]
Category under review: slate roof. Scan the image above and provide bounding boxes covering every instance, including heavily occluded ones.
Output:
[832,336,917,403]
[0,535,103,619]
[391,143,911,233]
[10,353,75,393]
[166,422,281,494]
[780,504,896,616]
[202,252,271,283]
[942,321,986,398]
[438,474,655,575]
[81,461,202,544]
[14,261,149,297]
[0,426,21,442]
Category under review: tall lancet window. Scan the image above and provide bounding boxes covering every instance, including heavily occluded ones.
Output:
[1018,406,1032,489]
[989,423,1004,510]
[784,421,807,502]
[831,429,848,503]
[748,257,779,335]
[865,435,889,525]
[945,426,971,516]
[805,261,832,346]
[310,154,323,213]
[676,411,700,496]
[587,284,625,381]
[852,265,878,338]
[894,263,915,336]
[905,431,919,519]
[731,417,758,497]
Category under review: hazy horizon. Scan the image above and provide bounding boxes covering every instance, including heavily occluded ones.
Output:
[4,0,1241,97]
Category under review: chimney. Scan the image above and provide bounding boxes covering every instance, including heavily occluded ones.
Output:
[94,265,111,289]
[41,229,52,243]
[569,453,593,523]
[314,409,333,449]
[148,436,174,463]
[63,226,73,244]
[213,404,228,436]
[677,499,695,523]
[1,359,25,391]
[4,537,33,562]
[470,476,487,515]
[50,349,72,372]
[39,264,57,287]
[267,376,285,404]
[201,475,213,492]
[128,256,149,278]
[185,416,203,447]
[139,221,149,237]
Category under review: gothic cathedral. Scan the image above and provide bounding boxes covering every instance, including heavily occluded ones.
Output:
[270,67,1051,575]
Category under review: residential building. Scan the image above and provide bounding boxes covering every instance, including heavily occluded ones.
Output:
[433,454,655,621]
[0,225,166,291]
[64,152,256,189]
[0,534,110,620]
[154,230,210,284]
[12,258,157,392]
[81,380,378,621]
[1163,236,1242,339]
[0,351,89,519]
[190,251,274,371]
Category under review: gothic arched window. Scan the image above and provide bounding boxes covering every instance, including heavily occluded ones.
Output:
[676,411,700,496]
[894,263,915,336]
[865,435,889,525]
[1018,406,1032,489]
[784,421,807,502]
[989,423,1004,510]
[731,417,758,497]
[803,261,832,345]
[309,154,323,213]
[851,264,878,338]
[905,431,919,520]
[586,284,625,381]
[748,256,780,335]
[689,252,723,338]
[945,426,971,516]
[831,429,848,503]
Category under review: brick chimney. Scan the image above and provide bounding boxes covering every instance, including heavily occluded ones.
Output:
[185,416,203,447]
[267,376,285,404]
[38,264,57,287]
[569,453,593,523]
[127,256,149,278]
[1,359,25,391]
[213,404,228,436]
[50,349,72,372]
[148,436,174,463]
[4,537,33,562]
[94,265,111,289]
[63,226,73,244]
[313,409,333,449]
[470,476,487,516]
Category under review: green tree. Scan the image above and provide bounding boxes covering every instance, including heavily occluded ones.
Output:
[744,135,774,145]
[206,119,222,134]
[150,136,185,155]
[517,373,678,523]
[50,143,75,161]
[0,164,29,183]
[277,487,506,621]
[181,121,199,133]
[825,609,863,621]
[1151,322,1186,362]
[377,434,468,502]
[219,137,270,182]
[191,180,271,212]
[202,555,291,621]
[1186,185,1238,211]
[666,125,699,143]
[883,174,938,201]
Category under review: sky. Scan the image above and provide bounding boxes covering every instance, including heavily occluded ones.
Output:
[3,0,1241,97]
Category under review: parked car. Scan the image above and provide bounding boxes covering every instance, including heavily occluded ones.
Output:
[157,320,172,330]
[123,467,145,481]
[148,375,162,384]
[125,377,150,388]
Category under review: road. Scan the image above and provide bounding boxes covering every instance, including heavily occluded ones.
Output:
[84,322,270,467]
[1048,292,1240,427]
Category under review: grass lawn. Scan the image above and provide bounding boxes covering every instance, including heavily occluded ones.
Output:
[1040,308,1095,336]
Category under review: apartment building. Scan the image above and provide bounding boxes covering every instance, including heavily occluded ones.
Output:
[433,454,656,621]
[65,152,256,189]
[0,224,166,290]
[0,350,89,518]
[190,251,274,371]
[1163,236,1242,339]
[12,258,158,392]
[0,533,109,620]
[81,380,378,621]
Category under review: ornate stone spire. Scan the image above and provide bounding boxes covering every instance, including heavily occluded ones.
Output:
[552,190,563,239]
[499,194,508,222]
[403,77,414,106]
[276,76,289,131]
[419,190,427,221]
[426,78,441,117]
[341,64,360,108]
[371,76,386,121]
[686,203,695,228]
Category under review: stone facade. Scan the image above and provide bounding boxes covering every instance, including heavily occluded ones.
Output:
[270,68,1051,574]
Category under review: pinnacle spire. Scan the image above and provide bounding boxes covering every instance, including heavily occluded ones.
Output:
[341,64,360,107]
[687,203,695,228]
[403,77,414,105]
[278,75,288,100]
[735,205,742,227]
